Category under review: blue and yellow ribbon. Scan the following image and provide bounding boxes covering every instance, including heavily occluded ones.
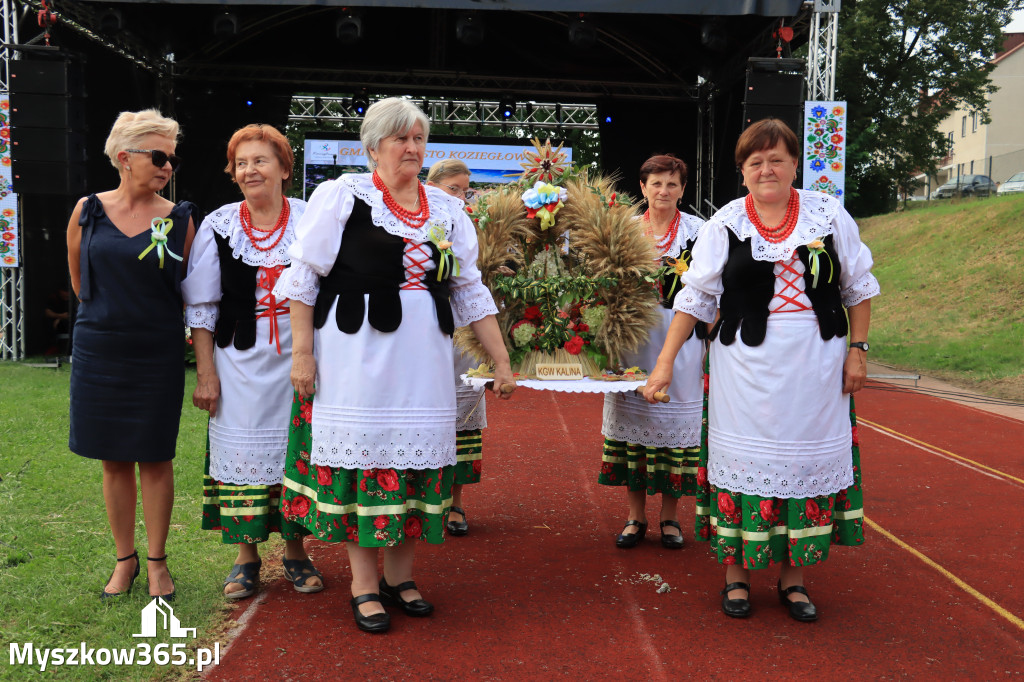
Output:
[137,218,182,269]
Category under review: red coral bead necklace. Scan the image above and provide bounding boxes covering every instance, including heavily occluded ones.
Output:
[643,209,680,254]
[239,197,290,252]
[373,171,430,228]
[746,187,800,243]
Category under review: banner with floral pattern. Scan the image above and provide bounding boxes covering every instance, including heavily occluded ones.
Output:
[0,95,18,267]
[803,101,847,205]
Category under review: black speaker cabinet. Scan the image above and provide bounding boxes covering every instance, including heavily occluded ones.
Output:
[742,104,802,137]
[10,128,87,163]
[9,60,85,97]
[9,93,86,130]
[11,160,87,195]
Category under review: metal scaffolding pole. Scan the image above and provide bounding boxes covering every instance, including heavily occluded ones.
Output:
[806,0,840,101]
[1,0,23,360]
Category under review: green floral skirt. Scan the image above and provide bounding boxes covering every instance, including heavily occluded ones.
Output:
[280,393,454,547]
[598,439,699,498]
[694,366,865,568]
[454,429,483,485]
[201,446,308,545]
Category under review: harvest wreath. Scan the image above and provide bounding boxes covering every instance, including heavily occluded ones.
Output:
[455,139,663,381]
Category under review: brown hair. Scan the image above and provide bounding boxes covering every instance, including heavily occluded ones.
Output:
[639,154,688,186]
[427,158,470,183]
[224,124,294,190]
[734,118,799,167]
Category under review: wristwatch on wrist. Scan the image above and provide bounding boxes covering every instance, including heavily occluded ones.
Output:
[849,341,870,352]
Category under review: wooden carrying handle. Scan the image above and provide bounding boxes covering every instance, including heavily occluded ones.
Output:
[636,385,670,403]
[484,381,517,394]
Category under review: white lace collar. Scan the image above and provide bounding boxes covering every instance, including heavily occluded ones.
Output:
[206,198,303,268]
[341,173,461,241]
[671,212,705,253]
[712,190,841,261]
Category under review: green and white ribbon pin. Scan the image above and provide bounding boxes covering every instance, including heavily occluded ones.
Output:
[427,221,459,282]
[137,217,182,269]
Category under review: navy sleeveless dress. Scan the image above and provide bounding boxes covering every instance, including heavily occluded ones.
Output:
[69,194,197,462]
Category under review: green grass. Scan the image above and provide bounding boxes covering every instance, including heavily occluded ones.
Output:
[0,363,278,681]
[860,193,1024,400]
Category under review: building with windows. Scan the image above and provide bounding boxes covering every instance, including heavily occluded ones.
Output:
[911,33,1024,198]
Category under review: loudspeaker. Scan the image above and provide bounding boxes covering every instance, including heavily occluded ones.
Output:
[742,104,802,138]
[9,58,88,195]
[10,129,86,163]
[11,161,87,195]
[741,58,805,135]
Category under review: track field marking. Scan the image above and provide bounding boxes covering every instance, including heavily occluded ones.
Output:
[545,393,670,682]
[865,517,1024,634]
[859,417,1024,488]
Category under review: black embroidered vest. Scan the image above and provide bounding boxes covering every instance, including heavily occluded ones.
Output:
[710,231,847,347]
[313,199,454,336]
[214,232,261,350]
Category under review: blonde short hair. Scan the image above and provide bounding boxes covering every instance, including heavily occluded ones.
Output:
[103,109,180,170]
[427,159,470,184]
[360,98,430,170]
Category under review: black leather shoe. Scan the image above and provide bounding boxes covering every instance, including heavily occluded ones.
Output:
[659,520,685,549]
[615,520,648,548]
[351,594,390,633]
[379,578,434,617]
[446,506,469,536]
[721,581,751,618]
[778,582,818,622]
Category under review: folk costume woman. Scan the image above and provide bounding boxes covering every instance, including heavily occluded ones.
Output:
[426,159,483,537]
[66,109,197,601]
[183,124,323,600]
[273,98,514,634]
[644,119,879,621]
[599,155,705,550]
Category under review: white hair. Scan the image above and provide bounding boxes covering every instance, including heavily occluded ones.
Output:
[360,98,430,170]
[103,109,180,170]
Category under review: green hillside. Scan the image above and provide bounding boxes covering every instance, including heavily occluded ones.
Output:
[858,194,1024,401]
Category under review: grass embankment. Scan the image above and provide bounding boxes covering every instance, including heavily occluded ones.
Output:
[0,364,279,681]
[859,194,1024,400]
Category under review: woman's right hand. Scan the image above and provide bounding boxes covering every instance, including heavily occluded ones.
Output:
[292,352,317,399]
[643,360,673,404]
[193,371,221,417]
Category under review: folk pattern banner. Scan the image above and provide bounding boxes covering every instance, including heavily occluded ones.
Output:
[0,95,17,267]
[803,101,847,205]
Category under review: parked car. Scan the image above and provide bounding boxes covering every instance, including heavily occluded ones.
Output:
[934,175,997,198]
[997,171,1024,195]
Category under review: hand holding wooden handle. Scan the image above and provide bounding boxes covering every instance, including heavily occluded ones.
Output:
[636,385,670,403]
[484,381,517,395]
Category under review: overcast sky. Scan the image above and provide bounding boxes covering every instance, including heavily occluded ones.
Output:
[1006,8,1024,32]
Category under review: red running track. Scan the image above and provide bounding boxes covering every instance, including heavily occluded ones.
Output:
[204,382,1024,680]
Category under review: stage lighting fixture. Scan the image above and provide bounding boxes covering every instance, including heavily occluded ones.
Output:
[455,13,485,47]
[499,98,516,120]
[336,13,362,44]
[568,17,597,49]
[352,90,369,116]
[213,12,238,38]
[98,9,123,34]
[604,115,613,124]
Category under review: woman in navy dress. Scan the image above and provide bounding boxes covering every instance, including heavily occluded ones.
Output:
[66,109,197,601]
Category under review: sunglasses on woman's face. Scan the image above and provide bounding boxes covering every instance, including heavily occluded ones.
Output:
[125,149,183,172]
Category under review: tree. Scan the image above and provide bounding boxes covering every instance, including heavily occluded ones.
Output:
[837,0,1022,216]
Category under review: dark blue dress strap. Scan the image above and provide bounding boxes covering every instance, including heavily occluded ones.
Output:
[77,194,102,301]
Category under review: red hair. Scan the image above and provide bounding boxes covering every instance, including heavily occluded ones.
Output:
[224,124,294,190]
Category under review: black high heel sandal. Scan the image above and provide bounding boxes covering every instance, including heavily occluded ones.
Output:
[100,550,140,601]
[147,555,175,602]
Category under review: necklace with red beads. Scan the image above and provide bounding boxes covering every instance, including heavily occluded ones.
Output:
[643,209,681,254]
[745,187,800,243]
[239,198,290,252]
[372,171,430,228]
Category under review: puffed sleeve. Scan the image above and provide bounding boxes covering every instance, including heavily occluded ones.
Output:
[448,207,499,327]
[832,205,880,307]
[181,218,221,331]
[272,179,355,306]
[672,220,728,323]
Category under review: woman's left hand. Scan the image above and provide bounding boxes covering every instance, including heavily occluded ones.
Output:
[843,348,867,394]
